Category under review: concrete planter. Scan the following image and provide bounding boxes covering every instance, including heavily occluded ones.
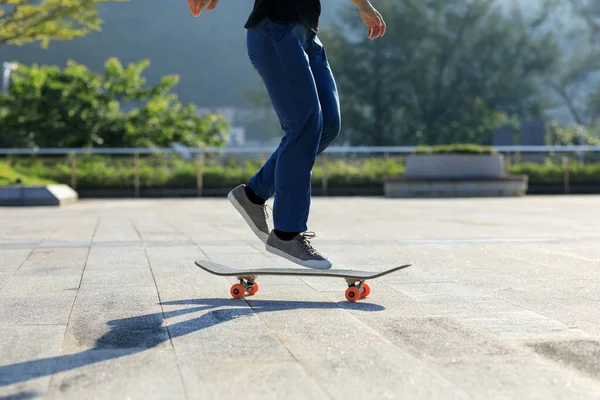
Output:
[404,154,504,180]
[0,184,78,206]
[383,176,529,198]
[385,153,527,198]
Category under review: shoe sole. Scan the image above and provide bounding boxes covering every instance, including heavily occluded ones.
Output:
[228,190,269,244]
[266,243,332,270]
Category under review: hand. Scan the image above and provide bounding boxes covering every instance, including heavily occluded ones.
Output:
[358,4,386,39]
[188,0,219,17]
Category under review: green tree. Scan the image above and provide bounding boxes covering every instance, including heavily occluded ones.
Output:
[545,121,600,145]
[0,0,127,48]
[548,0,600,125]
[0,58,229,148]
[319,0,559,146]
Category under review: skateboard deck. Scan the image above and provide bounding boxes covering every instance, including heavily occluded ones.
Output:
[194,260,412,302]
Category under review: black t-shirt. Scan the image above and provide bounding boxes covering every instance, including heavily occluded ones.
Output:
[245,0,321,31]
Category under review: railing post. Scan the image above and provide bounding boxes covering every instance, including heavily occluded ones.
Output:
[383,151,390,180]
[134,152,140,198]
[196,152,204,197]
[6,154,12,168]
[70,153,77,190]
[562,156,570,195]
[321,153,328,196]
[505,152,512,175]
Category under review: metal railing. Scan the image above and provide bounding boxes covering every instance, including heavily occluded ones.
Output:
[2,145,599,196]
[1,145,600,155]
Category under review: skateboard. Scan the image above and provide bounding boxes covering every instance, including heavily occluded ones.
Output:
[194,260,412,302]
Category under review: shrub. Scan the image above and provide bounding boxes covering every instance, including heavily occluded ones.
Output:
[413,144,497,155]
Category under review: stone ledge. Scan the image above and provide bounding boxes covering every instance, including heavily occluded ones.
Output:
[384,176,528,198]
[0,184,78,206]
[405,154,505,179]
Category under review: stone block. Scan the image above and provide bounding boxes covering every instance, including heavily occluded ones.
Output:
[405,154,505,179]
[0,185,78,206]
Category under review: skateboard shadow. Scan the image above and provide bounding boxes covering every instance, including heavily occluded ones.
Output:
[0,298,384,389]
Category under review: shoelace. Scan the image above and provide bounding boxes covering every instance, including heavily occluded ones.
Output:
[298,231,318,255]
[262,204,272,221]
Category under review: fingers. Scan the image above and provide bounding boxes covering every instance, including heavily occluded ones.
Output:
[363,9,386,40]
[370,12,385,39]
[207,0,219,11]
[188,0,214,17]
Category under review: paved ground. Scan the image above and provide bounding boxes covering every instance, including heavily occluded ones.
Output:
[0,196,599,399]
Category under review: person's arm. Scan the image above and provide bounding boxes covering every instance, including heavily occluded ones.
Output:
[351,0,386,39]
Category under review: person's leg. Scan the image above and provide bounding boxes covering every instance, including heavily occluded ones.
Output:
[309,34,342,155]
[246,20,324,233]
[236,20,332,269]
[245,32,341,203]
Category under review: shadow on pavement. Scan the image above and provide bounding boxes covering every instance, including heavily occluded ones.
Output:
[0,298,384,388]
[0,391,40,400]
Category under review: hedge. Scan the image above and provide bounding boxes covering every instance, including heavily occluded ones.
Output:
[4,157,600,188]
[0,162,56,186]
[413,144,497,155]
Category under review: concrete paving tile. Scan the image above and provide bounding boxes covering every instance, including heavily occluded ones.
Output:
[351,314,519,361]
[527,339,600,380]
[80,266,155,288]
[0,249,32,271]
[166,301,294,363]
[61,285,166,350]
[12,262,84,280]
[199,244,262,255]
[0,271,14,288]
[489,285,600,335]
[0,292,76,326]
[460,310,590,341]
[28,248,88,262]
[0,276,81,299]
[92,217,139,243]
[0,325,65,397]
[180,361,329,400]
[245,285,471,399]
[41,230,96,247]
[436,355,600,399]
[85,246,148,267]
[46,347,185,400]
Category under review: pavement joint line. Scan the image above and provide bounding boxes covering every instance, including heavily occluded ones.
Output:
[141,214,216,399]
[143,246,191,400]
[0,247,36,293]
[1,235,598,251]
[0,221,63,292]
[132,216,192,400]
[45,217,99,396]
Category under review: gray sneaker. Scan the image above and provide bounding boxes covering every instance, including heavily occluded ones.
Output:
[266,231,332,270]
[228,184,270,243]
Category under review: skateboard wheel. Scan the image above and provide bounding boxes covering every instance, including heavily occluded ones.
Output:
[230,284,245,299]
[345,287,360,302]
[360,283,371,298]
[246,282,259,295]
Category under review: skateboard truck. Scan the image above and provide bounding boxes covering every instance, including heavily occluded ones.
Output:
[345,279,370,302]
[230,275,259,298]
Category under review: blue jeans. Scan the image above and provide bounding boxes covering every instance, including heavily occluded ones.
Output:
[246,18,341,232]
